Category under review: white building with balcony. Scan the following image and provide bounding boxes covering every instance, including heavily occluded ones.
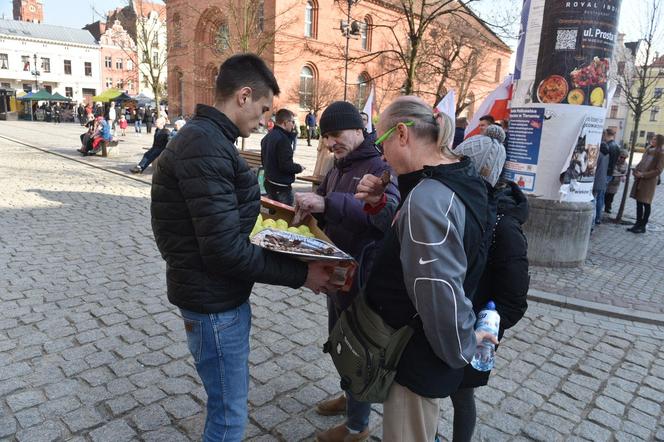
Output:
[0,18,101,103]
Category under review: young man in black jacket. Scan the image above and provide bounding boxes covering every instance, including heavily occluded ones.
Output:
[261,108,303,205]
[150,53,331,442]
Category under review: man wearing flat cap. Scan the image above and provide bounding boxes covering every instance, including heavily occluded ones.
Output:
[294,101,400,441]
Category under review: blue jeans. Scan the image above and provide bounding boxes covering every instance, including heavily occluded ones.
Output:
[138,146,165,170]
[593,189,605,224]
[134,120,142,132]
[180,302,252,442]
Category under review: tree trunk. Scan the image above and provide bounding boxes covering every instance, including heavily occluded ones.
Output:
[615,114,641,222]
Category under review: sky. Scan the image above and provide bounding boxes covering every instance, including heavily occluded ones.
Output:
[0,0,656,54]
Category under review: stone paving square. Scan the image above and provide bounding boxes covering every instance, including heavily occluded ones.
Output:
[1,121,664,441]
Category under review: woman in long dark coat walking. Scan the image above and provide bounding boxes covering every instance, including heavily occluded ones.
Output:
[628,134,664,233]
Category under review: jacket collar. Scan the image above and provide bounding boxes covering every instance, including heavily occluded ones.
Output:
[194,104,240,142]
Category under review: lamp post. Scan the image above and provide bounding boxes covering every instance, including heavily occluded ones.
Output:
[341,0,361,101]
[31,54,40,91]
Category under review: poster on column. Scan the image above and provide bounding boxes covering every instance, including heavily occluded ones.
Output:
[506,0,622,202]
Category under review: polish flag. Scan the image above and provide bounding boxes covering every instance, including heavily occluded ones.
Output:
[465,75,513,138]
[435,89,456,123]
[362,86,375,133]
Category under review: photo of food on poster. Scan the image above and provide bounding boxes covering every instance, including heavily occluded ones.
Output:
[531,0,621,107]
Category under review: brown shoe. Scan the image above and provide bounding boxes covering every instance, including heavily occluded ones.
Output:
[315,395,346,416]
[315,423,370,442]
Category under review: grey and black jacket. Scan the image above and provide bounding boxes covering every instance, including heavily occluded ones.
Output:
[365,158,489,398]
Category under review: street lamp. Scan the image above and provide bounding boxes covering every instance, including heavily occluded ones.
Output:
[341,0,361,101]
[31,53,40,91]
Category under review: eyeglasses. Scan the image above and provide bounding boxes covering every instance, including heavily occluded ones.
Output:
[374,121,415,154]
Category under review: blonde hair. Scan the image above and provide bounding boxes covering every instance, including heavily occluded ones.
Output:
[381,96,454,155]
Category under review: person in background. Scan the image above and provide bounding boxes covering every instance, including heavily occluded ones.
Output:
[449,125,529,442]
[453,117,468,148]
[135,106,144,134]
[604,149,628,214]
[130,116,170,174]
[119,114,128,136]
[628,134,664,233]
[592,143,609,225]
[360,111,376,144]
[169,119,186,139]
[306,109,317,146]
[260,108,303,205]
[501,119,509,149]
[150,53,332,441]
[478,114,495,135]
[144,106,154,134]
[603,128,621,209]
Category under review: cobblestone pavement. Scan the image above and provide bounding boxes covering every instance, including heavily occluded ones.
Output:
[528,170,664,315]
[1,123,664,441]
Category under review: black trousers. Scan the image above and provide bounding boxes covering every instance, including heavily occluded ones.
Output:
[636,202,652,227]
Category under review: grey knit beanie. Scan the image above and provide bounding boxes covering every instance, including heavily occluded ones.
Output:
[484,124,506,144]
[455,135,506,187]
[319,101,364,135]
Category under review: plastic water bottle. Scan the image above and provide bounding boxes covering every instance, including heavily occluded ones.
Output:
[470,301,500,372]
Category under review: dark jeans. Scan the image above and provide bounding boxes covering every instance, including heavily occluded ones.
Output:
[307,126,316,145]
[145,122,152,133]
[636,202,652,227]
[264,181,294,206]
[138,146,165,170]
[327,297,371,432]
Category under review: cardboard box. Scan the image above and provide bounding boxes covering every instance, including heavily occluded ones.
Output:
[259,197,356,291]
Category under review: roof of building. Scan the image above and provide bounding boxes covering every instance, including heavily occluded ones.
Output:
[651,55,664,68]
[134,0,165,19]
[0,18,98,46]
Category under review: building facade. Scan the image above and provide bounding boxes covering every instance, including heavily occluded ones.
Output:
[0,18,101,103]
[99,20,139,95]
[13,0,44,23]
[623,54,664,148]
[165,0,511,121]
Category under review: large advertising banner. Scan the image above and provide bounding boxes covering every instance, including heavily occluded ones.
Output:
[506,0,622,201]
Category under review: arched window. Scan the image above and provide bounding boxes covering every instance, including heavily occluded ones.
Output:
[304,0,317,38]
[495,58,502,82]
[172,13,182,49]
[215,23,230,52]
[361,16,372,51]
[299,66,315,109]
[356,72,371,108]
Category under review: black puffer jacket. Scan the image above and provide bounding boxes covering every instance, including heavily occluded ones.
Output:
[151,104,308,314]
[461,179,529,388]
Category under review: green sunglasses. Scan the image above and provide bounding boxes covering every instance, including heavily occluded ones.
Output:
[374,120,415,154]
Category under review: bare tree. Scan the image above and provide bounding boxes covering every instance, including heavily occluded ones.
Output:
[614,0,664,222]
[114,0,168,117]
[289,78,343,116]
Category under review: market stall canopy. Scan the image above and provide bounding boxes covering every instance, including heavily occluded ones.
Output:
[92,88,133,103]
[18,89,54,101]
[133,93,155,107]
[50,92,71,102]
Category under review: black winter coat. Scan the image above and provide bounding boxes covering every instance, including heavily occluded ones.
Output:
[261,125,303,185]
[460,179,529,388]
[151,104,308,314]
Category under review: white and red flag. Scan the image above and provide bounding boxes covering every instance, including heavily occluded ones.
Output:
[465,75,513,138]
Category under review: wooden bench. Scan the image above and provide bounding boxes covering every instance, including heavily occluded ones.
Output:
[238,150,262,170]
[101,139,120,157]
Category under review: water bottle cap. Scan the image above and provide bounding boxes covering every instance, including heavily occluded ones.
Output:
[486,301,496,310]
